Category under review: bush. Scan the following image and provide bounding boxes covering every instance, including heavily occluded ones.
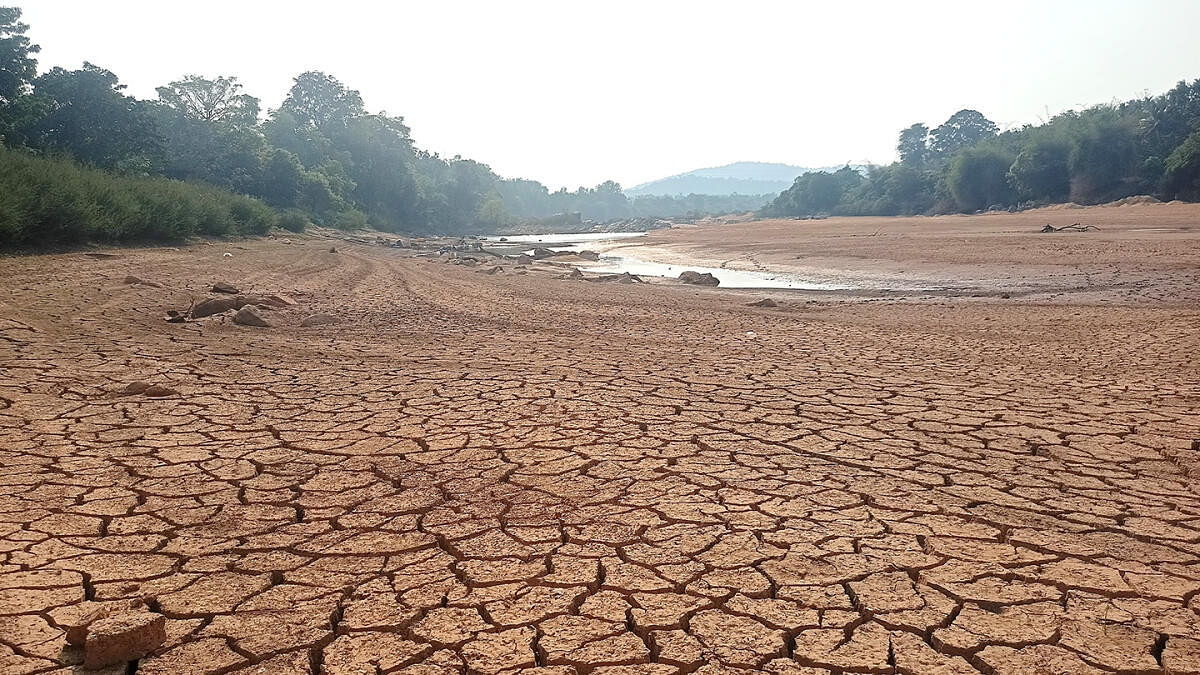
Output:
[334,208,369,231]
[0,147,281,248]
[947,147,1016,212]
[277,209,308,233]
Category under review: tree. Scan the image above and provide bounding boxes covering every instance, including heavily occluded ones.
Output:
[897,123,930,166]
[931,110,998,159]
[280,71,365,131]
[947,146,1015,211]
[1068,112,1137,202]
[0,6,38,104]
[27,63,162,171]
[155,75,260,125]
[1163,128,1200,200]
[1007,138,1071,202]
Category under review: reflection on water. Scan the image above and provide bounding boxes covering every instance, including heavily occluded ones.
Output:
[580,253,852,290]
[483,232,647,250]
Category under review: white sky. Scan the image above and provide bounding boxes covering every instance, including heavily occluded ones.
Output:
[19,0,1200,189]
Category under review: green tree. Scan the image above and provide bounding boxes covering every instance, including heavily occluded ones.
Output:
[1163,128,1200,200]
[0,6,38,104]
[947,146,1015,211]
[155,75,260,125]
[1007,137,1071,202]
[1068,112,1137,202]
[931,109,998,159]
[280,71,365,132]
[27,63,162,171]
[897,123,930,166]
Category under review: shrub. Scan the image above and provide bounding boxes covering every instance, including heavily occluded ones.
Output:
[0,147,281,248]
[277,209,308,233]
[334,208,369,231]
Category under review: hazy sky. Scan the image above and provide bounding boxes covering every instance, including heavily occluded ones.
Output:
[19,0,1200,189]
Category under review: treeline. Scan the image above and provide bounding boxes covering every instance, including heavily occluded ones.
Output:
[766,83,1200,218]
[0,7,742,245]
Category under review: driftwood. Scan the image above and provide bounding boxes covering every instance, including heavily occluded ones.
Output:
[1040,223,1099,233]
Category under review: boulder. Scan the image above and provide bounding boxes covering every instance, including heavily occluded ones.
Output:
[83,611,166,669]
[191,296,241,319]
[212,281,240,294]
[300,313,340,327]
[233,306,270,327]
[577,250,600,261]
[678,270,720,287]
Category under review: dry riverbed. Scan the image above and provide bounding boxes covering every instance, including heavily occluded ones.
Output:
[1,208,1198,673]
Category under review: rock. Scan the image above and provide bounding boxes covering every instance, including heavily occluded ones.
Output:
[749,298,778,307]
[498,237,508,241]
[233,306,271,327]
[484,266,503,275]
[300,313,340,327]
[123,276,144,285]
[531,247,557,260]
[251,294,297,308]
[164,310,186,323]
[123,382,152,395]
[592,272,643,284]
[83,611,166,669]
[678,271,720,287]
[577,250,600,261]
[222,252,233,258]
[190,296,240,319]
[121,382,179,397]
[516,255,533,266]
[61,603,113,646]
[212,281,240,294]
[329,247,338,253]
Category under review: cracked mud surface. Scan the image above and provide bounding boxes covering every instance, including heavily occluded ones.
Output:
[1,231,1199,674]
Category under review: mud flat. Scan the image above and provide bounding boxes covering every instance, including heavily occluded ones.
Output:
[1,218,1198,673]
[639,201,1200,301]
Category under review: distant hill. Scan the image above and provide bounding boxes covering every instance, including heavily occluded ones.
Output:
[626,161,859,197]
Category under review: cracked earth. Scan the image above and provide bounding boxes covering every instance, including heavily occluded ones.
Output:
[1,224,1199,674]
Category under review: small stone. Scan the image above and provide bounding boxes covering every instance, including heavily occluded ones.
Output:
[233,306,271,327]
[749,298,778,307]
[212,281,240,294]
[84,611,166,669]
[142,385,179,398]
[300,313,340,327]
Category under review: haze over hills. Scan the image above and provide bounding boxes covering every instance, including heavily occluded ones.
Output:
[626,161,861,197]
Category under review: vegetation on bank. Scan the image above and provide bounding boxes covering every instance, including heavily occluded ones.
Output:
[766,85,1200,218]
[0,6,754,248]
[0,147,276,247]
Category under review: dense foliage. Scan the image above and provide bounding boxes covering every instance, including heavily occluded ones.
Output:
[767,82,1200,217]
[0,7,756,246]
[0,146,275,247]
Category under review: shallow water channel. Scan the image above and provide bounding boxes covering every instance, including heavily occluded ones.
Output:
[481,232,851,290]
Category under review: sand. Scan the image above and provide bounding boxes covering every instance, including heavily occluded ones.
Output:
[1,208,1198,673]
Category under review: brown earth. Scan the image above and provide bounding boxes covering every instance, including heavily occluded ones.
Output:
[637,202,1200,303]
[1,211,1199,674]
